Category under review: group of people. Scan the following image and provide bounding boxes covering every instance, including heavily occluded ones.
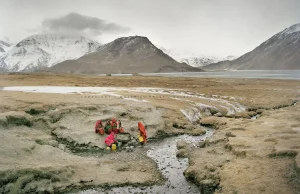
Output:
[95,118,147,149]
[95,118,124,135]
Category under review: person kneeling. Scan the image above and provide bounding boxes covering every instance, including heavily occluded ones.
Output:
[105,132,117,150]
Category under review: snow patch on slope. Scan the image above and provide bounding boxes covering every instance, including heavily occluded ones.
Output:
[159,47,236,67]
[0,34,101,71]
[282,23,300,35]
[0,37,12,54]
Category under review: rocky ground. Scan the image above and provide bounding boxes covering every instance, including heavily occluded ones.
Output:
[0,73,300,194]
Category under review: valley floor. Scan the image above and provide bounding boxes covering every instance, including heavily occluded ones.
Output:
[0,73,299,194]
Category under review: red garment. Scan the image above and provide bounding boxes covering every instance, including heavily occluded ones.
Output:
[95,120,102,129]
[105,132,116,146]
[138,122,147,143]
[95,120,102,133]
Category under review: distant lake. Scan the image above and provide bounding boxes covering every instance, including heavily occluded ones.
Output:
[140,70,300,80]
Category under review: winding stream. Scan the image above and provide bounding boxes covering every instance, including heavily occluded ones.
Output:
[78,127,214,194]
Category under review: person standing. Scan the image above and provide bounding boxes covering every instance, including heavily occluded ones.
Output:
[138,122,147,144]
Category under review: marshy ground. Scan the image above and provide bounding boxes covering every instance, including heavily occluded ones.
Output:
[0,73,300,194]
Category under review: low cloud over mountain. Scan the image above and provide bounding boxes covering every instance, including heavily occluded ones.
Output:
[40,12,130,37]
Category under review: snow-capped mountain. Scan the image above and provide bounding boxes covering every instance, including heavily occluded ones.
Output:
[205,23,300,70]
[159,47,236,67]
[0,34,101,71]
[0,37,12,53]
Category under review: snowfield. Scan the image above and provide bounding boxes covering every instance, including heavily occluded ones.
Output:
[0,34,100,71]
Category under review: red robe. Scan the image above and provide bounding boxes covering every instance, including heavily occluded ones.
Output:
[138,122,147,143]
[105,132,116,146]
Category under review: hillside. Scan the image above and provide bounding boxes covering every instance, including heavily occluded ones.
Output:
[204,23,300,70]
[0,34,100,72]
[50,36,203,74]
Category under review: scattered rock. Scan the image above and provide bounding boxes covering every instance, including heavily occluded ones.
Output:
[176,149,189,158]
[128,139,138,146]
[189,128,206,136]
[204,109,212,116]
[225,132,236,137]
[205,164,217,172]
[208,107,219,115]
[256,109,264,114]
[248,111,257,117]
[200,117,226,129]
[129,146,135,152]
[200,179,219,194]
[177,140,187,149]
[214,112,223,117]
[116,164,130,171]
[184,166,198,180]
[58,144,66,151]
[173,119,186,129]
[116,133,131,143]
[184,124,196,130]
[199,141,207,148]
[234,111,257,119]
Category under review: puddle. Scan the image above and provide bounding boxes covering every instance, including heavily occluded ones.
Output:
[76,127,214,194]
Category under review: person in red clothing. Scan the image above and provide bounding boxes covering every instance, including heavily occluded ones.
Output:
[110,118,118,134]
[95,120,104,134]
[105,132,117,147]
[138,122,147,144]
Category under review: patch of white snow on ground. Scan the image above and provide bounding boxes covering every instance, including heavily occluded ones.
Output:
[2,86,246,116]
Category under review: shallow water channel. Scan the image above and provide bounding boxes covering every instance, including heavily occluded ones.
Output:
[78,127,214,194]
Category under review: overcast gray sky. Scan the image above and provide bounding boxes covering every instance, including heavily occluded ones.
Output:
[0,0,300,57]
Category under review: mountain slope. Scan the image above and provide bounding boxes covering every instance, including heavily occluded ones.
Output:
[160,47,236,67]
[180,56,236,67]
[50,36,203,74]
[0,34,100,71]
[204,23,300,70]
[0,38,12,53]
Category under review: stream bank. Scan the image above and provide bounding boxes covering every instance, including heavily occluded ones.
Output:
[76,127,214,194]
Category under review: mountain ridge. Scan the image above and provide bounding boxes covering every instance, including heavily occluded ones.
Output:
[0,34,101,72]
[204,23,300,70]
[50,36,203,74]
